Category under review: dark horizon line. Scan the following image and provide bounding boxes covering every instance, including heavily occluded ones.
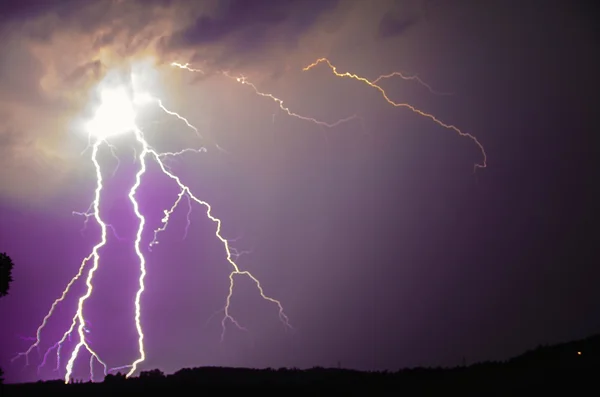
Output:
[6,329,600,385]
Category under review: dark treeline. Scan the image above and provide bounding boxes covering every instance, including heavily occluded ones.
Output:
[2,333,599,396]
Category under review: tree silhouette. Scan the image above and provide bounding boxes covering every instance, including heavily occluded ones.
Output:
[104,372,126,384]
[0,252,14,297]
[140,369,165,379]
[0,252,14,384]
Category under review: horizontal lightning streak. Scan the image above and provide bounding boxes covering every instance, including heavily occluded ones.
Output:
[224,72,357,128]
[171,62,205,74]
[303,58,487,170]
[158,147,207,158]
[170,62,357,129]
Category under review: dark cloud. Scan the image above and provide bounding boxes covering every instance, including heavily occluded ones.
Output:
[377,0,426,39]
[162,0,339,68]
[168,0,338,47]
[0,0,177,26]
[378,12,420,38]
[0,0,84,25]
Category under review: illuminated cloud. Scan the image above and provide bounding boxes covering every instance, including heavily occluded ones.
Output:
[0,0,406,204]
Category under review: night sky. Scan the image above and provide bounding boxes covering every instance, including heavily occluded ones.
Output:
[1,0,599,385]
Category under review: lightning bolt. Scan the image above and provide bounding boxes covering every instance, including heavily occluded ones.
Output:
[148,147,292,340]
[303,58,487,170]
[223,72,358,128]
[169,61,383,339]
[14,74,299,382]
[14,55,477,384]
[10,253,93,367]
[62,139,109,384]
[143,100,294,342]
[13,140,114,382]
[125,128,149,378]
[171,62,205,74]
[170,62,358,129]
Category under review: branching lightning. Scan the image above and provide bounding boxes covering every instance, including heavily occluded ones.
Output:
[14,62,329,383]
[13,55,485,384]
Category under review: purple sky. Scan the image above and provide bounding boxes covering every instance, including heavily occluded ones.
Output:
[1,0,599,384]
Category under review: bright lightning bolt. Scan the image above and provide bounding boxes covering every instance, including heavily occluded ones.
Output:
[125,128,149,378]
[63,138,110,383]
[15,61,307,382]
[13,54,480,384]
[302,58,487,170]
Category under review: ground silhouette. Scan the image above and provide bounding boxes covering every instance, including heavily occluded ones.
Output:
[2,333,598,396]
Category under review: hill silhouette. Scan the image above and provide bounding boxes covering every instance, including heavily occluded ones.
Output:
[2,334,599,396]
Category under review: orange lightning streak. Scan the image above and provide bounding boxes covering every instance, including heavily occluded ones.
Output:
[303,58,487,170]
[222,72,358,128]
